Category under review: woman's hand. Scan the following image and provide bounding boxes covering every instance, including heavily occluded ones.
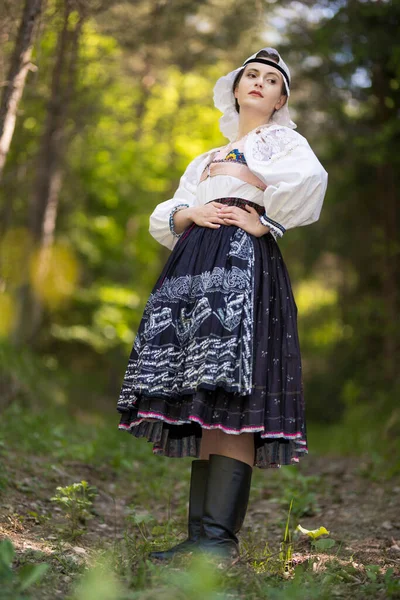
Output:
[216,205,271,237]
[188,202,229,229]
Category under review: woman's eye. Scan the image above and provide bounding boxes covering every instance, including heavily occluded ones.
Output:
[247,74,276,83]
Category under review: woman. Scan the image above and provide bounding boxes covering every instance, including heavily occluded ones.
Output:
[117,47,328,562]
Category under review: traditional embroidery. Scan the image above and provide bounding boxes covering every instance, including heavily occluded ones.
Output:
[201,147,247,175]
[176,297,213,344]
[118,228,255,406]
[143,265,250,314]
[225,149,246,163]
[259,213,286,238]
[169,203,190,239]
[227,226,254,259]
[252,127,303,164]
[143,306,173,341]
[214,292,245,332]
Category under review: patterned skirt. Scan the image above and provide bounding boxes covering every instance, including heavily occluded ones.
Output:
[117,197,308,469]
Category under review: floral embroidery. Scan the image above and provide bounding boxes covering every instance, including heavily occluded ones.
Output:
[252,127,303,164]
[201,148,247,175]
[225,149,246,163]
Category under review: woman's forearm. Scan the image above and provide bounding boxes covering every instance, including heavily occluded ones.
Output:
[172,207,196,234]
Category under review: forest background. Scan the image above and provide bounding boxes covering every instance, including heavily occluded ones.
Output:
[0,0,399,599]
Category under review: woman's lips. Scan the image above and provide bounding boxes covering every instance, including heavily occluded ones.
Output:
[249,91,263,97]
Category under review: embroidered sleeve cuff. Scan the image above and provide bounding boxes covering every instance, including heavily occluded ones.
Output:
[169,204,190,238]
[259,213,286,238]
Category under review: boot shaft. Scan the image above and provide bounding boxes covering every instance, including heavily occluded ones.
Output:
[200,453,253,557]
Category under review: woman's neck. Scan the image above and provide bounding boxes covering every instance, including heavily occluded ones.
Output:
[235,113,273,142]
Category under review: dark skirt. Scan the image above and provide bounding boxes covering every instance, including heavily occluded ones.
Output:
[117,197,308,469]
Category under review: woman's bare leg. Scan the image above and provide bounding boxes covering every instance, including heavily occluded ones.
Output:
[217,430,255,467]
[199,429,220,460]
[199,429,255,467]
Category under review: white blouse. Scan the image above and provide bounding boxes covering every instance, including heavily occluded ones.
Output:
[149,123,328,250]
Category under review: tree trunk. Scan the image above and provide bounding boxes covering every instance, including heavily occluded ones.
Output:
[12,0,84,345]
[372,64,399,383]
[0,0,43,179]
[30,0,83,242]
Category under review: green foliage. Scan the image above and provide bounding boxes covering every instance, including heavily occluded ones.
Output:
[0,539,48,599]
[72,555,126,600]
[0,341,64,411]
[270,468,322,520]
[68,541,400,600]
[50,480,98,539]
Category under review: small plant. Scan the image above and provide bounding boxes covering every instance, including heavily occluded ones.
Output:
[50,480,98,539]
[365,565,400,597]
[279,497,294,575]
[295,523,336,553]
[0,538,48,599]
[125,506,156,541]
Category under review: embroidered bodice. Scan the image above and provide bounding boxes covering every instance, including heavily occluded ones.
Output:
[199,140,267,191]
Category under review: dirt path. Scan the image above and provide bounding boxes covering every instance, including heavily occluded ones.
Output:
[276,454,400,568]
[1,450,399,597]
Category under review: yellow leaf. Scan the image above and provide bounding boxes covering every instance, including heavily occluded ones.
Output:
[296,524,330,539]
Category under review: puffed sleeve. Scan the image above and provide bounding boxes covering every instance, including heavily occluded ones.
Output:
[245,126,328,239]
[149,150,211,251]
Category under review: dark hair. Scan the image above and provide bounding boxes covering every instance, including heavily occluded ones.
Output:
[232,49,287,114]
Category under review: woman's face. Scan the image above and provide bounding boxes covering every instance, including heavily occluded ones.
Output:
[234,62,287,118]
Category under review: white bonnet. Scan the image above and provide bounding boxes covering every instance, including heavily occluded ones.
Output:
[213,47,297,142]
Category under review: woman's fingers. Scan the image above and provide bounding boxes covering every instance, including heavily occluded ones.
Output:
[206,221,222,228]
[200,204,259,229]
[217,208,241,217]
[222,217,242,227]
[209,215,228,224]
[205,214,232,228]
[218,212,239,221]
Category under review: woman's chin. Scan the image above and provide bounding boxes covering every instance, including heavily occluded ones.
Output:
[238,102,271,118]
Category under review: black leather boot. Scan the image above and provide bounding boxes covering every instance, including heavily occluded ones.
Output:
[197,453,253,560]
[149,459,209,560]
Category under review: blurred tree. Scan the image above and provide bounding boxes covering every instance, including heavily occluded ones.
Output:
[13,0,87,343]
[0,0,43,180]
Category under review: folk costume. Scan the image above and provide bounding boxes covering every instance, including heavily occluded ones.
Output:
[117,47,328,560]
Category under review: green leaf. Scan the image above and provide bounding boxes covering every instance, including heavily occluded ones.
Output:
[312,538,336,551]
[18,563,49,591]
[365,564,380,582]
[0,539,15,567]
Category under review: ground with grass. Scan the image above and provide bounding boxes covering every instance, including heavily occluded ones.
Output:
[0,402,399,599]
